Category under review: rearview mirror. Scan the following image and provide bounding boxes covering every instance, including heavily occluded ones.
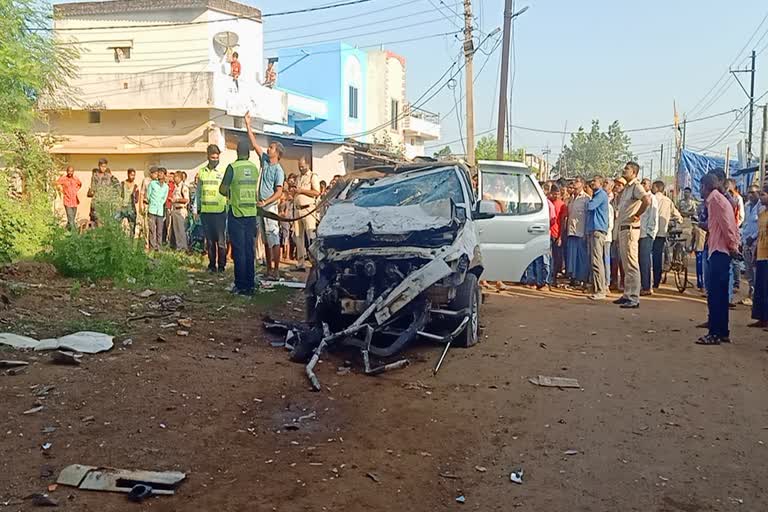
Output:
[473,200,496,220]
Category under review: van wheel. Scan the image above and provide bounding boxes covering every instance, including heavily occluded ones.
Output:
[450,273,480,348]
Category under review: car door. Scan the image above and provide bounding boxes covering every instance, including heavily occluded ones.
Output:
[475,161,550,282]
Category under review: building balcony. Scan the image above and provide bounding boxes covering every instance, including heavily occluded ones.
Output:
[47,72,288,125]
[403,106,440,141]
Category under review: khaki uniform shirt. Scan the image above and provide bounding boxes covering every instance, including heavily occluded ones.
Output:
[294,170,321,208]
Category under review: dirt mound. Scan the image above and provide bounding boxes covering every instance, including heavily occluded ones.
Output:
[0,261,58,281]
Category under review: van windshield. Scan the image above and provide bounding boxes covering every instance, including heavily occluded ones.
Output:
[346,168,464,208]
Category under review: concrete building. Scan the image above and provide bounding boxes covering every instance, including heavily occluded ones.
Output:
[274,45,440,159]
[45,0,327,218]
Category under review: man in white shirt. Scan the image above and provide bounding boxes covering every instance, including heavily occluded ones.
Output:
[651,181,683,289]
[293,157,321,271]
[565,177,590,286]
[639,178,659,295]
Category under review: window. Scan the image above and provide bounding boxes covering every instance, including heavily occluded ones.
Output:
[480,172,543,215]
[390,99,399,130]
[348,86,358,119]
[233,117,243,129]
[113,47,131,62]
[88,111,101,124]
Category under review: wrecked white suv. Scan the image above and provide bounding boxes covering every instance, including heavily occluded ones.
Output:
[296,163,489,374]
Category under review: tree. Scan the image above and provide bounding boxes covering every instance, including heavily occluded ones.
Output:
[0,0,77,133]
[554,120,634,178]
[0,0,77,262]
[433,146,453,159]
[474,135,524,162]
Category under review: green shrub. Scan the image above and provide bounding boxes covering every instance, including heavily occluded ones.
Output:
[45,215,187,290]
[0,174,55,263]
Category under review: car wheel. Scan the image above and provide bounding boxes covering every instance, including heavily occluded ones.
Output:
[451,272,480,348]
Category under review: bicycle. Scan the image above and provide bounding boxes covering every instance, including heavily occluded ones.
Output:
[663,226,689,293]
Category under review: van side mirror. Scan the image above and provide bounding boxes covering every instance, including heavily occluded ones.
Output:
[473,200,496,220]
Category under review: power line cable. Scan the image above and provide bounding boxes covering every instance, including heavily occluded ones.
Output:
[265,15,446,47]
[426,0,462,30]
[263,0,420,33]
[687,10,768,117]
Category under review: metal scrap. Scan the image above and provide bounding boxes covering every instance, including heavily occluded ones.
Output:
[57,464,186,496]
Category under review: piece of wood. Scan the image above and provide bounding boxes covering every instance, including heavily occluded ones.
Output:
[528,375,580,388]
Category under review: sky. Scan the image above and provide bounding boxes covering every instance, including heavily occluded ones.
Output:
[255,0,767,171]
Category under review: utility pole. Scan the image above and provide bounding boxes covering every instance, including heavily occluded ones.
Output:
[463,0,476,168]
[650,159,654,181]
[496,0,513,160]
[730,50,756,164]
[659,144,664,177]
[760,104,767,187]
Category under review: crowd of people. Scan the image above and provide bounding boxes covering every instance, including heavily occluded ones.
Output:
[520,161,768,343]
[54,112,327,296]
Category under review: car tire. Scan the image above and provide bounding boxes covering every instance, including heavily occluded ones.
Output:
[451,272,480,348]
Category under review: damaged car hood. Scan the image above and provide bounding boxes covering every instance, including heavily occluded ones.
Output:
[318,198,458,239]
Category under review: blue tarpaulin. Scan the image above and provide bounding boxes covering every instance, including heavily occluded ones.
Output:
[678,149,751,197]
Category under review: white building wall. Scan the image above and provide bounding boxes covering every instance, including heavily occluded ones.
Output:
[312,143,352,183]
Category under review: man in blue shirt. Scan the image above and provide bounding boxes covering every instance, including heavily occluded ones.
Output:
[587,175,610,300]
[244,112,285,280]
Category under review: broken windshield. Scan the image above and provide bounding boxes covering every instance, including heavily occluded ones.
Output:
[346,168,464,207]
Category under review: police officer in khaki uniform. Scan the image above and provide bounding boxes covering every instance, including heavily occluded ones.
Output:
[614,161,651,309]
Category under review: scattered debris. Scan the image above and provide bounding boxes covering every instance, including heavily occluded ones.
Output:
[23,406,44,415]
[456,495,466,504]
[297,411,317,422]
[47,484,57,493]
[121,338,133,347]
[0,333,40,349]
[35,332,113,354]
[475,465,487,473]
[336,367,351,376]
[41,442,52,451]
[36,385,55,397]
[563,450,579,456]
[136,289,156,298]
[156,336,167,343]
[176,330,189,337]
[41,426,57,434]
[78,309,92,317]
[510,469,524,485]
[50,350,82,366]
[0,360,29,368]
[57,465,186,496]
[645,329,657,334]
[158,295,184,311]
[366,472,381,483]
[261,280,306,289]
[81,416,95,423]
[177,318,193,329]
[439,472,460,480]
[528,375,580,389]
[28,493,57,507]
[282,424,300,431]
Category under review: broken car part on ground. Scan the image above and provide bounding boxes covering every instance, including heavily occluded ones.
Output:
[272,163,492,390]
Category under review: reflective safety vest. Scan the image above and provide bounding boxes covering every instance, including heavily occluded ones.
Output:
[229,159,259,218]
[198,166,228,214]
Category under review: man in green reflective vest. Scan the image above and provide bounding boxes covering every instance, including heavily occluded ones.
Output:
[219,138,259,295]
[195,144,228,272]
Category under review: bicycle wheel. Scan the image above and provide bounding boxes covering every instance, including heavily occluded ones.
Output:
[674,251,688,293]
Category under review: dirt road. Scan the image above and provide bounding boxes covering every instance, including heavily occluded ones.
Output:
[2,265,767,511]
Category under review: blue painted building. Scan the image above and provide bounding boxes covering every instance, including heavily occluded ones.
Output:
[276,42,367,142]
